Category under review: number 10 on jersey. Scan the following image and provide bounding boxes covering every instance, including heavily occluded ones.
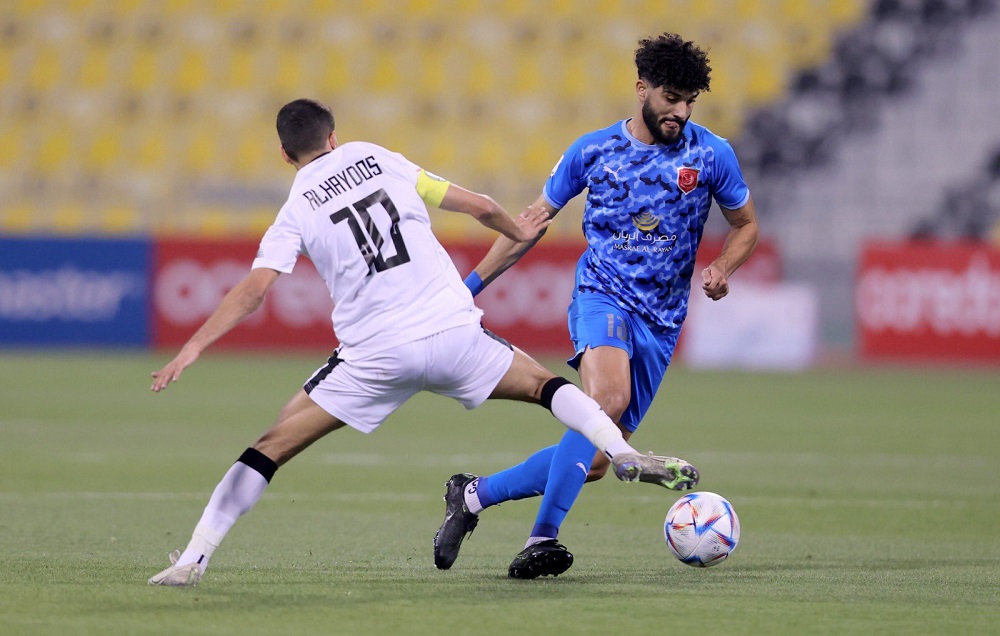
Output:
[330,188,411,276]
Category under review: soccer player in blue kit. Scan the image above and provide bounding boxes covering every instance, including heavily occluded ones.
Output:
[433,33,759,578]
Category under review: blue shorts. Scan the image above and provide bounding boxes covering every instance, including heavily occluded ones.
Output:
[566,292,680,433]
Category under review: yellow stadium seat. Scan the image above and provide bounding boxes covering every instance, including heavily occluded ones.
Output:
[100,206,141,235]
[83,123,124,173]
[171,48,211,94]
[133,125,169,171]
[124,48,159,92]
[511,46,546,96]
[8,0,869,239]
[194,209,232,237]
[79,45,113,88]
[232,133,270,180]
[827,0,868,24]
[0,204,35,234]
[35,129,75,171]
[177,120,227,178]
[0,125,22,169]
[248,207,278,235]
[25,47,62,91]
[0,41,13,87]
[745,61,786,103]
[51,204,88,235]
[219,47,253,90]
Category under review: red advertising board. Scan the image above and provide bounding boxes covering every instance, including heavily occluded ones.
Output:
[857,241,1000,361]
[151,236,782,355]
[694,236,782,284]
[454,236,782,356]
[151,237,582,353]
[152,240,583,355]
[447,241,582,356]
[152,239,337,349]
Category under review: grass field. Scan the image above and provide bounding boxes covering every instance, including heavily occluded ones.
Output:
[1,351,998,635]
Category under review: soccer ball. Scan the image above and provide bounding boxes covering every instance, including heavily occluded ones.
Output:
[663,491,740,567]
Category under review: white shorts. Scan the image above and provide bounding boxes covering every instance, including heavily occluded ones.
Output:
[303,323,515,433]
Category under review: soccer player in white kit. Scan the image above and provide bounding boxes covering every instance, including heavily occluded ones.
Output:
[147,99,681,586]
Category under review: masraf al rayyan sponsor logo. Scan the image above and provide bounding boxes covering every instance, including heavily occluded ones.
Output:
[608,211,678,254]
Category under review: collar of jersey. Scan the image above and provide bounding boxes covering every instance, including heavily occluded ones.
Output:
[620,119,690,152]
[304,150,333,167]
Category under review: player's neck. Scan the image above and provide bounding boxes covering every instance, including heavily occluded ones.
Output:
[626,118,655,145]
[295,149,333,170]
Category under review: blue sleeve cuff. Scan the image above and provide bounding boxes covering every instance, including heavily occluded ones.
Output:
[464,271,484,297]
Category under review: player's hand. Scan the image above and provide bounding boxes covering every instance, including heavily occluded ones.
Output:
[701,264,729,301]
[150,347,200,392]
[511,205,551,242]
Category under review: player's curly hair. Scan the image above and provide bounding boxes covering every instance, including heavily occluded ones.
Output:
[635,33,712,93]
[277,98,335,162]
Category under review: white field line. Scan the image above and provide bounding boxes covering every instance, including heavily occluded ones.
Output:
[0,490,985,511]
[0,491,429,502]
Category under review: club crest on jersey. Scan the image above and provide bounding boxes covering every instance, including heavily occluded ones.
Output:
[677,167,699,194]
[631,210,661,232]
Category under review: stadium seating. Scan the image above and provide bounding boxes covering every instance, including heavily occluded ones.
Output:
[912,145,1000,241]
[0,0,868,237]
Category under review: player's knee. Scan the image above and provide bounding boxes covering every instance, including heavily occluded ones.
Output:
[250,438,288,466]
[252,427,301,467]
[590,388,629,421]
[538,376,573,409]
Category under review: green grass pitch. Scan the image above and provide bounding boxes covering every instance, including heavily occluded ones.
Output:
[1,352,997,635]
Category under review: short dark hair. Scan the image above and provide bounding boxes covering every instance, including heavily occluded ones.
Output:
[276,99,335,162]
[635,33,712,93]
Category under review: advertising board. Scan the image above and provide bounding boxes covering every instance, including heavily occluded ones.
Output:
[857,241,1000,360]
[0,237,150,346]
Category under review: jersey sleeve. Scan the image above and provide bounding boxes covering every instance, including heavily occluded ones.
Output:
[382,146,452,208]
[415,169,451,207]
[710,138,751,210]
[542,136,589,210]
[252,205,304,274]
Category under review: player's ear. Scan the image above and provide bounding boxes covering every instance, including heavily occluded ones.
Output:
[328,131,338,150]
[280,145,294,166]
[636,80,647,100]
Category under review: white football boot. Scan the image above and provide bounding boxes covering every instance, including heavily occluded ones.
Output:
[148,549,203,587]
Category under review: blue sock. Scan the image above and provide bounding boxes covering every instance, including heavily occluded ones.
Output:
[479,445,557,508]
[530,430,597,540]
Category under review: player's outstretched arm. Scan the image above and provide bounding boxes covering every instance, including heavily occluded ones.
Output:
[467,193,560,294]
[150,268,280,392]
[438,184,550,243]
[702,196,759,301]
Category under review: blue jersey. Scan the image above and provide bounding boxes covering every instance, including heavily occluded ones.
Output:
[544,119,750,331]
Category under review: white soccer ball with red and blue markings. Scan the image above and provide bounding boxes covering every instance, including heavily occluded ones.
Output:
[664,491,740,567]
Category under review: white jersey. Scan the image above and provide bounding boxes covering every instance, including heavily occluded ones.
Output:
[252,141,482,358]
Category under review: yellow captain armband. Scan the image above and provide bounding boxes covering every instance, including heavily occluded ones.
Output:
[415,169,451,207]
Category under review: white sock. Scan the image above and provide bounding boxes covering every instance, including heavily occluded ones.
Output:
[176,460,270,571]
[550,383,637,458]
[464,478,484,514]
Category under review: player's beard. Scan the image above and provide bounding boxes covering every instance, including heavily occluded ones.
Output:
[642,98,687,146]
